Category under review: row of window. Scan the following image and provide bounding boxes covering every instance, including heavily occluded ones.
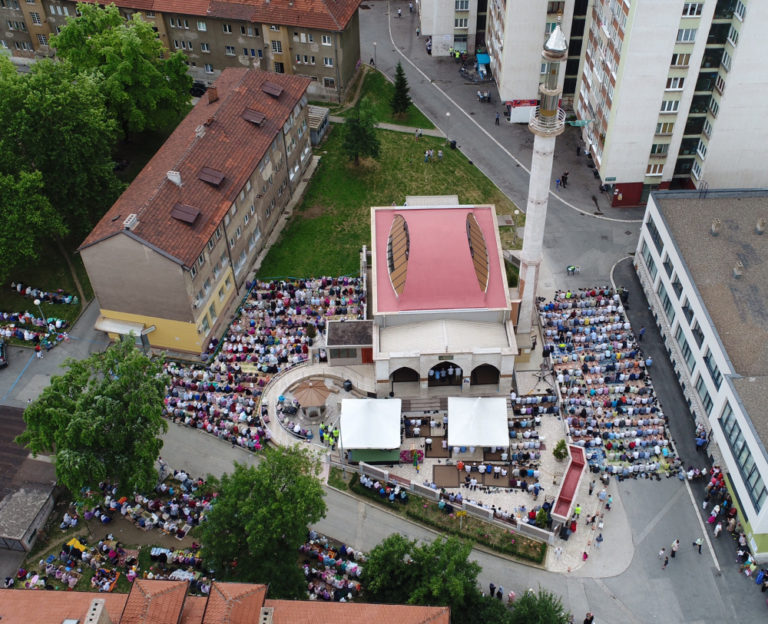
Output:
[721,403,767,513]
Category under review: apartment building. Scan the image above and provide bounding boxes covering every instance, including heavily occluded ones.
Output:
[1,0,361,101]
[417,0,479,56]
[636,189,768,561]
[79,68,314,354]
[576,0,766,206]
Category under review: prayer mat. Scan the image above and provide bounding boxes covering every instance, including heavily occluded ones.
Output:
[433,464,460,488]
[483,449,506,462]
[425,436,450,458]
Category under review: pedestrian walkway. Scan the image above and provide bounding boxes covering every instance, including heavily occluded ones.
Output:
[328,115,445,137]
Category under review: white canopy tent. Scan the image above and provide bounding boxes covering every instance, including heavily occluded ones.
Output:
[447,397,509,447]
[339,398,402,449]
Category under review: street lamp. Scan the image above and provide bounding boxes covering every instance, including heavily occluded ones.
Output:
[33,298,45,321]
[373,41,377,67]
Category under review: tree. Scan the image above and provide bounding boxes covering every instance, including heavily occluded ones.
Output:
[0,57,122,233]
[342,97,381,165]
[362,535,506,624]
[509,588,570,624]
[200,448,326,598]
[51,3,192,135]
[16,337,168,499]
[0,171,66,284]
[391,62,412,116]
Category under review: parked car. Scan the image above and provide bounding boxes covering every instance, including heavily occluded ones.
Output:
[0,340,7,368]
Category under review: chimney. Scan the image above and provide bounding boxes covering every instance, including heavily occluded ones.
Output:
[167,171,182,187]
[710,218,721,236]
[756,218,766,235]
[123,214,139,231]
[207,87,218,104]
[85,599,113,624]
[733,261,744,279]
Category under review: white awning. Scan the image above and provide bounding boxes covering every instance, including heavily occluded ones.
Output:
[340,398,402,449]
[447,397,508,447]
[94,316,145,336]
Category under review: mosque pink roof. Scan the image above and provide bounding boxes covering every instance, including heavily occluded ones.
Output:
[372,205,509,314]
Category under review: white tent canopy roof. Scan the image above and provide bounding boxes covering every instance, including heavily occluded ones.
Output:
[340,398,402,449]
[447,397,508,447]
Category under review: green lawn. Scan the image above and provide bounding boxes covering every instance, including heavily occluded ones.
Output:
[257,127,519,278]
[339,70,435,129]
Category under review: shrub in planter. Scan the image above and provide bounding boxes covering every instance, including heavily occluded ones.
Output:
[553,439,569,461]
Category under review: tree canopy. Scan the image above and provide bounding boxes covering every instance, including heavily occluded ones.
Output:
[391,62,412,115]
[342,97,381,165]
[362,535,511,624]
[0,170,66,285]
[508,588,571,624]
[16,337,168,499]
[200,448,326,598]
[0,56,122,235]
[51,3,192,135]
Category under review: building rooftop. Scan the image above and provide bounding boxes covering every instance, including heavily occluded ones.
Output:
[654,190,768,378]
[327,320,373,346]
[79,0,362,30]
[371,205,510,315]
[379,319,511,354]
[0,487,53,540]
[730,376,768,451]
[80,68,310,269]
[0,583,450,624]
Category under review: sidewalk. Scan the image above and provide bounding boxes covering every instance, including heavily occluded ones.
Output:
[329,115,445,137]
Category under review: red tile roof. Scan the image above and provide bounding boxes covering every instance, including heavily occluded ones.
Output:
[78,0,361,28]
[202,582,268,623]
[80,68,311,268]
[265,600,451,624]
[208,0,361,31]
[0,590,128,624]
[120,579,188,624]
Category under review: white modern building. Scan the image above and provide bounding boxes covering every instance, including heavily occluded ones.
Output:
[417,0,480,56]
[370,201,517,397]
[576,0,767,207]
[636,189,768,561]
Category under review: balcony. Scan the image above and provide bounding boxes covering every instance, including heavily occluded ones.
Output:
[683,117,705,135]
[529,107,566,136]
[707,24,730,45]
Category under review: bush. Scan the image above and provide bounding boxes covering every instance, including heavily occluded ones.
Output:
[553,439,569,461]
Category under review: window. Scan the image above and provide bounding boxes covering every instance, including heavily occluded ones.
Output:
[30,11,41,24]
[657,282,675,324]
[249,228,261,249]
[675,325,696,372]
[223,23,232,33]
[323,56,333,67]
[201,315,210,333]
[456,0,469,8]
[650,143,669,156]
[323,77,336,89]
[703,349,722,389]
[173,39,180,49]
[663,255,674,277]
[694,375,713,414]
[322,34,331,45]
[696,139,707,159]
[225,45,235,55]
[203,277,212,295]
[208,303,217,323]
[641,240,657,280]
[218,286,226,301]
[455,17,468,28]
[703,118,713,137]
[331,348,357,359]
[201,42,210,52]
[660,100,679,113]
[682,3,702,16]
[36,33,47,45]
[677,28,697,43]
[656,121,674,135]
[692,161,702,179]
[691,321,704,348]
[671,275,683,298]
[734,1,746,21]
[270,24,280,31]
[709,98,719,117]
[671,53,690,67]
[190,265,197,279]
[235,226,242,239]
[241,25,255,36]
[666,77,685,90]
[727,25,739,47]
[272,40,282,53]
[646,163,664,176]
[646,215,664,254]
[244,212,249,226]
[721,49,732,72]
[715,74,726,94]
[274,62,284,73]
[681,299,694,323]
[204,63,214,74]
[197,20,206,31]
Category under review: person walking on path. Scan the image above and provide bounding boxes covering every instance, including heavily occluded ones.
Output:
[639,327,646,341]
[397,8,402,17]
[693,537,703,554]
[409,1,413,12]
[714,521,723,538]
[554,545,563,560]
[589,480,595,496]
[658,548,666,559]
[555,178,561,190]
[671,539,680,558]
[606,495,613,510]
[495,112,500,125]
[598,488,607,503]
[596,533,604,549]
[662,555,669,570]
[489,582,495,597]
[584,613,594,624]
[561,171,569,188]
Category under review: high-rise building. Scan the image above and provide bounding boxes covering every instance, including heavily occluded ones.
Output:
[576,0,764,206]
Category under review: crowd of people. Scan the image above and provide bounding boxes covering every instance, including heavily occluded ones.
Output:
[10,282,78,305]
[300,531,365,601]
[163,277,365,450]
[538,287,679,477]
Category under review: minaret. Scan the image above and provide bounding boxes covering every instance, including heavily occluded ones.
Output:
[516,20,568,339]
